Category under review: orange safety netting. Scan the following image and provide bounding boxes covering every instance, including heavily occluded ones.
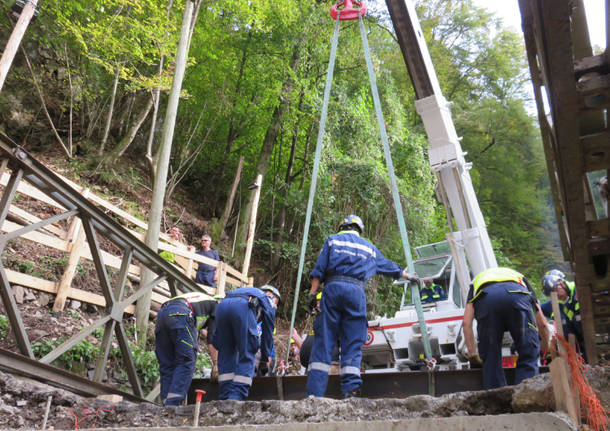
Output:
[549,334,609,431]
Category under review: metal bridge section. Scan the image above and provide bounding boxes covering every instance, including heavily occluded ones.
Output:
[518,0,610,363]
[0,133,207,399]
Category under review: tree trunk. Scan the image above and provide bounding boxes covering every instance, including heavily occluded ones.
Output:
[99,64,121,156]
[236,50,299,262]
[220,155,244,232]
[101,94,153,164]
[0,0,37,91]
[135,0,195,346]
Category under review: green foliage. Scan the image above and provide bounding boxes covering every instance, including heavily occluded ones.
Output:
[17,260,35,274]
[0,315,9,340]
[128,342,159,389]
[194,352,212,378]
[32,338,99,369]
[0,0,563,322]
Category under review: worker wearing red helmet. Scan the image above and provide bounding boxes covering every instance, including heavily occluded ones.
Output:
[306,214,411,398]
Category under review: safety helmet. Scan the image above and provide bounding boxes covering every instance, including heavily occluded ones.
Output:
[541,270,567,297]
[340,214,364,234]
[260,284,281,301]
[545,269,566,279]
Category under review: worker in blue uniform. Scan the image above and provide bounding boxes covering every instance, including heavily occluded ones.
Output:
[255,285,281,376]
[214,286,276,400]
[305,214,412,398]
[155,291,217,406]
[540,269,586,361]
[420,278,447,303]
[462,267,550,389]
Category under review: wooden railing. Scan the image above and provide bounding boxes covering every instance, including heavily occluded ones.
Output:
[0,171,250,313]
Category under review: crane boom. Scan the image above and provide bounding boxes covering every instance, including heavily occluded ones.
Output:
[385,0,497,294]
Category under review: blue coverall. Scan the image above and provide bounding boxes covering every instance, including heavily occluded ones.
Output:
[214,287,275,400]
[155,299,197,406]
[469,270,540,389]
[155,292,217,406]
[421,284,447,303]
[306,230,403,397]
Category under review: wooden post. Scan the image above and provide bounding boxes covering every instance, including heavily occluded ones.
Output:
[54,189,89,311]
[0,0,38,92]
[548,291,580,425]
[217,262,227,297]
[186,245,195,279]
[53,226,85,311]
[241,174,262,279]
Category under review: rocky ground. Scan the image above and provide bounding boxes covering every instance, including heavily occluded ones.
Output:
[0,366,608,430]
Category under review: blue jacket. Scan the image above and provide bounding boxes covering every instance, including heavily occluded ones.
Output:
[225,287,276,360]
[310,230,402,282]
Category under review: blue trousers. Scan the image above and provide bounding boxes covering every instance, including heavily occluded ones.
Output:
[475,282,540,389]
[306,281,366,396]
[155,301,197,406]
[215,296,259,400]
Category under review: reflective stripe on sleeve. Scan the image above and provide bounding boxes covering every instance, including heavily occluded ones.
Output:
[341,366,360,376]
[218,373,235,382]
[308,362,331,372]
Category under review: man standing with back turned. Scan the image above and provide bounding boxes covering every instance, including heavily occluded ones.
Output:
[306,214,412,398]
[462,267,549,389]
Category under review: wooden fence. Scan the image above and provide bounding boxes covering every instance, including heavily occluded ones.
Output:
[0,170,251,313]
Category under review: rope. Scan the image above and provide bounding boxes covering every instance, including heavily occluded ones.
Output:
[358,12,432,365]
[284,8,431,372]
[285,10,342,367]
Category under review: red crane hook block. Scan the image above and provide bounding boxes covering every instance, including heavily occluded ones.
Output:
[330,0,366,21]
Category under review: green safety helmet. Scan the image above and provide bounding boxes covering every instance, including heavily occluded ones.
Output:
[340,214,364,234]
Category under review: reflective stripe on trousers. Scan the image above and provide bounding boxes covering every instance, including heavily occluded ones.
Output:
[341,365,360,376]
[308,362,331,373]
[218,372,235,382]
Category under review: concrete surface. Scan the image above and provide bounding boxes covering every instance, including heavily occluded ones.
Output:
[77,412,576,431]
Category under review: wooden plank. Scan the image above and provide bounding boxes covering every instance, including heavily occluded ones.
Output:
[0,172,65,210]
[587,219,610,237]
[1,219,69,251]
[55,172,149,231]
[581,131,610,172]
[549,357,580,424]
[8,204,66,238]
[5,269,136,313]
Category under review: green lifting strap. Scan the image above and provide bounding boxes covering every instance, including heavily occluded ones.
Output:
[357,13,433,366]
[285,11,433,374]
[285,11,342,367]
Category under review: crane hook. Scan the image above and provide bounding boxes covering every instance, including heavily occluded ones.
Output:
[330,0,366,21]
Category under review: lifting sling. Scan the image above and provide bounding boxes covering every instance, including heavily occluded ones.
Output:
[286,0,434,378]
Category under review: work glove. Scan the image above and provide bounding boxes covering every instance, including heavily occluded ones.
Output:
[402,269,419,282]
[258,362,269,376]
[307,294,317,314]
[468,353,483,368]
[210,364,218,382]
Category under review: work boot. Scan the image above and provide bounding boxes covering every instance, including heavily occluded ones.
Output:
[342,387,361,399]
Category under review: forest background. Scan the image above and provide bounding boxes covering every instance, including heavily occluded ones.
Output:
[0,0,564,321]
